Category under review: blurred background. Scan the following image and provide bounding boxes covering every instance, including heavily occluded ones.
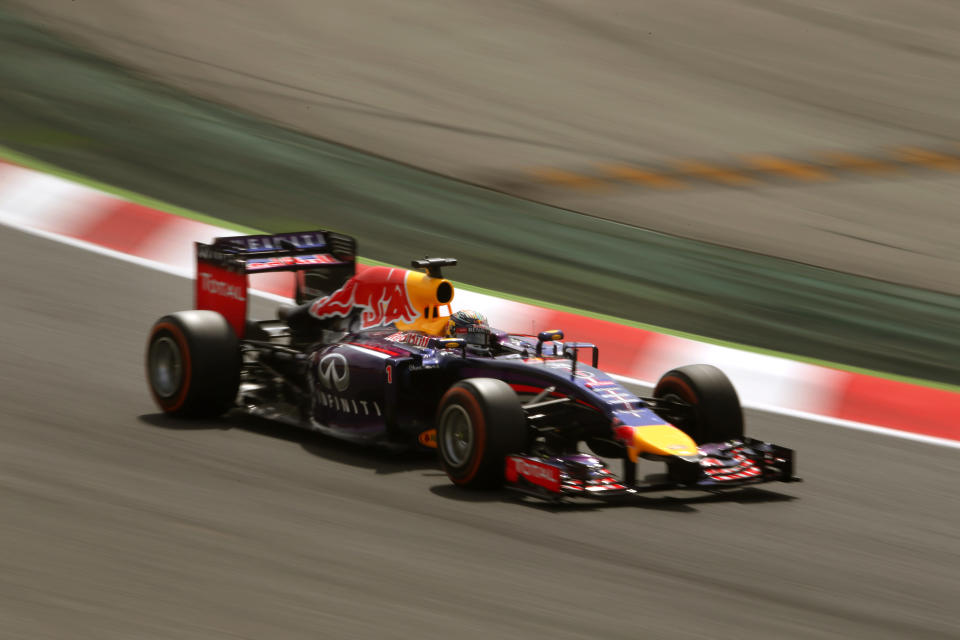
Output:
[1,2,959,638]
[2,0,960,383]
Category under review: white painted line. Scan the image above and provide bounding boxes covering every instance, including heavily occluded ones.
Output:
[609,373,960,450]
[744,403,960,451]
[0,165,113,233]
[5,213,956,450]
[0,218,293,304]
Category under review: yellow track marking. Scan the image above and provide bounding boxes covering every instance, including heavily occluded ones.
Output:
[746,155,831,181]
[895,147,960,171]
[529,168,608,190]
[820,152,897,174]
[674,160,755,185]
[601,164,686,189]
[514,144,960,193]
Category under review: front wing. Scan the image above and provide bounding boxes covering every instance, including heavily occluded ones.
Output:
[504,439,799,501]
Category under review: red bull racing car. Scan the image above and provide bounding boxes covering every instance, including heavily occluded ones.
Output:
[145,229,798,500]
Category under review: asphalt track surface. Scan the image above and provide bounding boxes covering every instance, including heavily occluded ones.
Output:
[8,0,960,293]
[3,228,959,638]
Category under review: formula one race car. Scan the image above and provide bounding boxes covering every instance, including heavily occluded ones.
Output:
[145,229,798,500]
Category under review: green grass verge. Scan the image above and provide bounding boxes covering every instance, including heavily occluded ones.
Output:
[0,145,259,234]
[4,144,957,394]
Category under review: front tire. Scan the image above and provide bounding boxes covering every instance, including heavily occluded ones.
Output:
[146,310,240,418]
[653,364,743,444]
[436,378,527,489]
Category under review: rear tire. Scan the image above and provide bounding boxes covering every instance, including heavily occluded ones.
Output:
[146,311,240,418]
[653,364,743,444]
[436,378,527,489]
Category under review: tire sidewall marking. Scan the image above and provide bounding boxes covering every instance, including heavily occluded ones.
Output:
[149,322,192,411]
[440,386,487,484]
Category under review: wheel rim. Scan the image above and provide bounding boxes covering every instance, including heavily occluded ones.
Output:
[660,392,692,427]
[440,404,474,468]
[149,336,183,398]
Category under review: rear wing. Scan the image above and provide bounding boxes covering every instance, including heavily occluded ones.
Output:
[211,230,355,272]
[195,230,356,337]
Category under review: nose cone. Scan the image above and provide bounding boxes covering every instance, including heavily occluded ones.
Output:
[615,425,700,462]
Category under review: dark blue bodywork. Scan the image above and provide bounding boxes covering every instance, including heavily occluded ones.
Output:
[304,329,668,445]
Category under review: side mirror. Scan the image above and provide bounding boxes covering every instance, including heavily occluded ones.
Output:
[436,337,466,357]
[535,330,564,357]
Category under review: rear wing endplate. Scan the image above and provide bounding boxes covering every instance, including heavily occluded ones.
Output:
[195,230,356,337]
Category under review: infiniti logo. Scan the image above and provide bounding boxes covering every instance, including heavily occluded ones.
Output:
[317,353,350,392]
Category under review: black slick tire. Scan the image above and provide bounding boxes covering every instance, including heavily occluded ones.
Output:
[436,378,527,489]
[146,310,240,418]
[653,364,744,444]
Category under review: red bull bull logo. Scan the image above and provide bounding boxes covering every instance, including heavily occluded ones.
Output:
[308,267,419,330]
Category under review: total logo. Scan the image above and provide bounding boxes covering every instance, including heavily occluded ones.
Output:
[199,272,245,301]
[505,456,562,493]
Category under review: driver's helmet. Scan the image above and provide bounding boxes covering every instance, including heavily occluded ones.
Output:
[447,309,492,347]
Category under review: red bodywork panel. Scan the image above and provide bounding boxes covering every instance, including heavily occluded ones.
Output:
[195,243,248,337]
